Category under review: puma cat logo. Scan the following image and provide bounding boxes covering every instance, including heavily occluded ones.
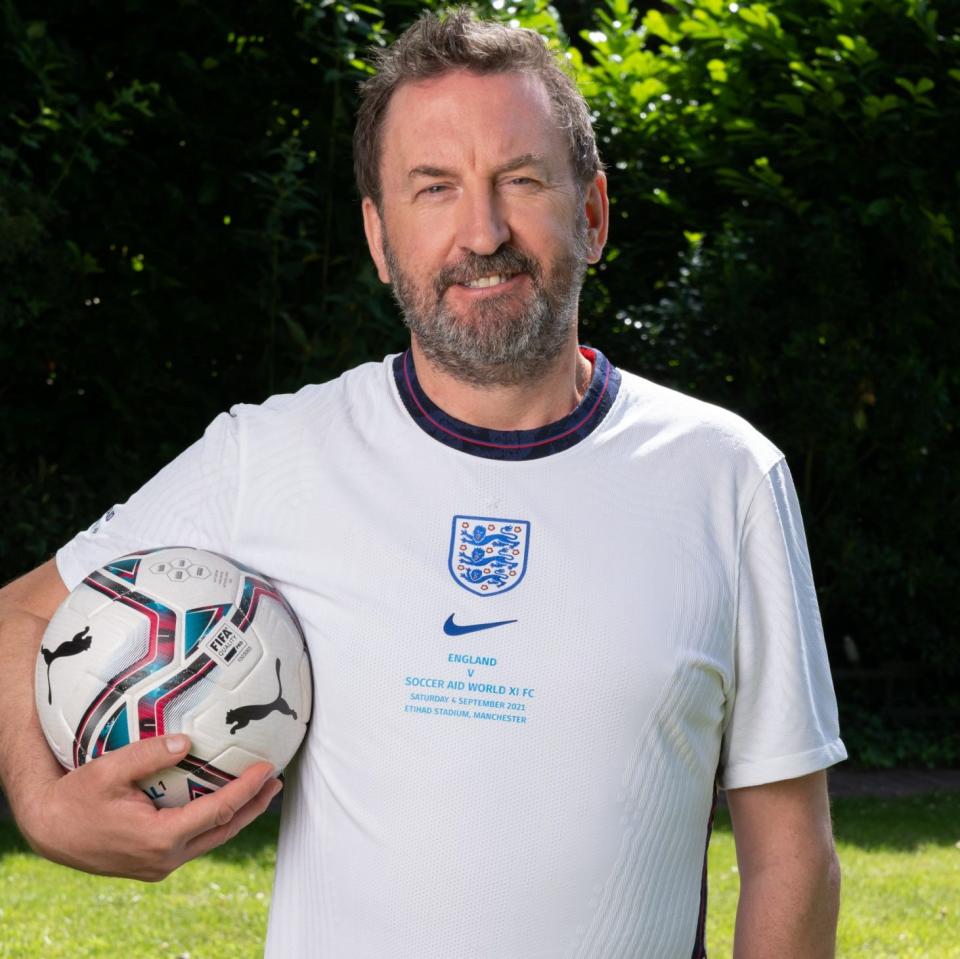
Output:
[41,626,93,705]
[225,658,298,734]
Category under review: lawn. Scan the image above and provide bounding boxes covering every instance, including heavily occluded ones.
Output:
[1,793,958,957]
[0,814,279,959]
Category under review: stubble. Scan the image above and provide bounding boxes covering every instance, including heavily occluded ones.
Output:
[383,219,589,388]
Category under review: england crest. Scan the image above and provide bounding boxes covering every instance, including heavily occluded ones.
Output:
[449,516,530,597]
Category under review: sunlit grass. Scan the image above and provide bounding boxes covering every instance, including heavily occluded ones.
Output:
[2,793,959,957]
[0,813,280,959]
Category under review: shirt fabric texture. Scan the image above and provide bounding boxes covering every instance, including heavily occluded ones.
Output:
[57,349,847,959]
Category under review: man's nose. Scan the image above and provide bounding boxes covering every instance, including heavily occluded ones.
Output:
[456,186,511,256]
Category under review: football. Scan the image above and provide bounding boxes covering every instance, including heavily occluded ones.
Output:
[35,546,313,807]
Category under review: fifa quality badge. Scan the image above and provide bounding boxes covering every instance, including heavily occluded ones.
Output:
[449,516,530,597]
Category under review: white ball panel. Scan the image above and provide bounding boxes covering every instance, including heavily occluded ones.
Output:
[99,608,152,686]
[210,744,273,775]
[136,767,191,808]
[137,548,239,609]
[159,672,219,739]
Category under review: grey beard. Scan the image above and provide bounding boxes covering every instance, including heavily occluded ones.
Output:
[383,232,589,389]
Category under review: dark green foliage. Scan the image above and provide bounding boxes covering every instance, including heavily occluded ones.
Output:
[2,1,957,759]
[1,0,403,565]
[840,702,960,768]
[571,0,960,688]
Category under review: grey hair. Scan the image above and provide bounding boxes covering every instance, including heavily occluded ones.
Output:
[353,8,602,206]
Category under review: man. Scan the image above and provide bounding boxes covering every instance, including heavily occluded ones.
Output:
[0,11,845,958]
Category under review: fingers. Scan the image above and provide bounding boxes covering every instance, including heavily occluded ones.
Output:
[171,760,277,842]
[183,776,283,860]
[35,742,279,880]
[95,732,192,786]
[20,742,280,882]
[109,762,280,880]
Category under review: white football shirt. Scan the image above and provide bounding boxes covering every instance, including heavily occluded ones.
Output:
[57,349,846,958]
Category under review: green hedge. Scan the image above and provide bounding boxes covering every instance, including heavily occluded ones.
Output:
[569,0,960,686]
[3,1,958,711]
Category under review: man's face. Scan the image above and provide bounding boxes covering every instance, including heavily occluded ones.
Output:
[362,69,608,386]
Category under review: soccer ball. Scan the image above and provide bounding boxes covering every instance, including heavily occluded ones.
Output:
[35,547,313,808]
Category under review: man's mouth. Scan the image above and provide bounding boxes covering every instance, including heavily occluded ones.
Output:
[460,273,515,290]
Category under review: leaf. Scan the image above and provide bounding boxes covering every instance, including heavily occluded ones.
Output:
[893,76,934,99]
[771,93,806,116]
[283,315,312,352]
[643,10,681,44]
[862,94,901,118]
[738,4,783,33]
[630,77,667,104]
[77,144,99,173]
[922,208,955,244]
[622,50,661,78]
[680,14,723,39]
[707,59,728,83]
[863,198,892,223]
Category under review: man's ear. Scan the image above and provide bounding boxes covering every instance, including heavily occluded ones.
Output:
[362,197,391,284]
[583,171,609,264]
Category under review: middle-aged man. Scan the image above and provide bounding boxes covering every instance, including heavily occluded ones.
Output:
[0,11,846,958]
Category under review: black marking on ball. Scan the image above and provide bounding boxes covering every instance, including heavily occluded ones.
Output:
[41,626,93,705]
[225,658,298,734]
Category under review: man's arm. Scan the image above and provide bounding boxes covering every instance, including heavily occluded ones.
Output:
[725,770,841,959]
[0,559,282,881]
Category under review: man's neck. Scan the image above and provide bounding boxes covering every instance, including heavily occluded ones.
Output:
[408,335,593,431]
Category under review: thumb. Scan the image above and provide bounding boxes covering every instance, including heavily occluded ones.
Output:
[95,734,191,784]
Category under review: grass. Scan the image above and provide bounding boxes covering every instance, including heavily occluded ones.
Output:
[1,793,959,957]
[0,814,280,959]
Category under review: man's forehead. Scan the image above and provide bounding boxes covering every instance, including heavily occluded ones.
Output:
[380,69,563,174]
[390,67,549,104]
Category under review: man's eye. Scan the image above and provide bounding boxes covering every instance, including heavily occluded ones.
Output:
[505,176,538,188]
[422,184,448,195]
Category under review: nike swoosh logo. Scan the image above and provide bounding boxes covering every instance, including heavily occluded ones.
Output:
[443,614,517,636]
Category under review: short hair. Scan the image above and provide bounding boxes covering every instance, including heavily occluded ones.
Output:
[353,8,601,206]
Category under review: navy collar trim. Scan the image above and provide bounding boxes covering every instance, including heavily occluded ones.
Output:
[392,347,621,461]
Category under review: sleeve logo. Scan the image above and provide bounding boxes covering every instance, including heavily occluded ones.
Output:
[448,516,530,597]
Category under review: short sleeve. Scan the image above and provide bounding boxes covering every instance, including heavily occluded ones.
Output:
[719,457,847,790]
[56,408,243,590]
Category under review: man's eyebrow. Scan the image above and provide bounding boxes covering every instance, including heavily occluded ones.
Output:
[493,153,548,176]
[406,153,549,181]
[408,164,454,180]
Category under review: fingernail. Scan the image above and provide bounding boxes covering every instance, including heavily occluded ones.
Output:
[270,780,283,799]
[166,734,189,753]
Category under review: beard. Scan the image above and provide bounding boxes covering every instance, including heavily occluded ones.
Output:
[382,220,589,388]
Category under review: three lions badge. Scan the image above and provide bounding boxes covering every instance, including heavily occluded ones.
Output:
[448,516,530,597]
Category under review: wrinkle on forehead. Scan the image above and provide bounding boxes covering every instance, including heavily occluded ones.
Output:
[379,70,568,189]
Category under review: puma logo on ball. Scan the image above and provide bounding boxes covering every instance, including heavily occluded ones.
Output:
[225,658,298,734]
[41,626,93,705]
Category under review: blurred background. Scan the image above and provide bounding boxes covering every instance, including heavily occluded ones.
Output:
[2,0,958,769]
